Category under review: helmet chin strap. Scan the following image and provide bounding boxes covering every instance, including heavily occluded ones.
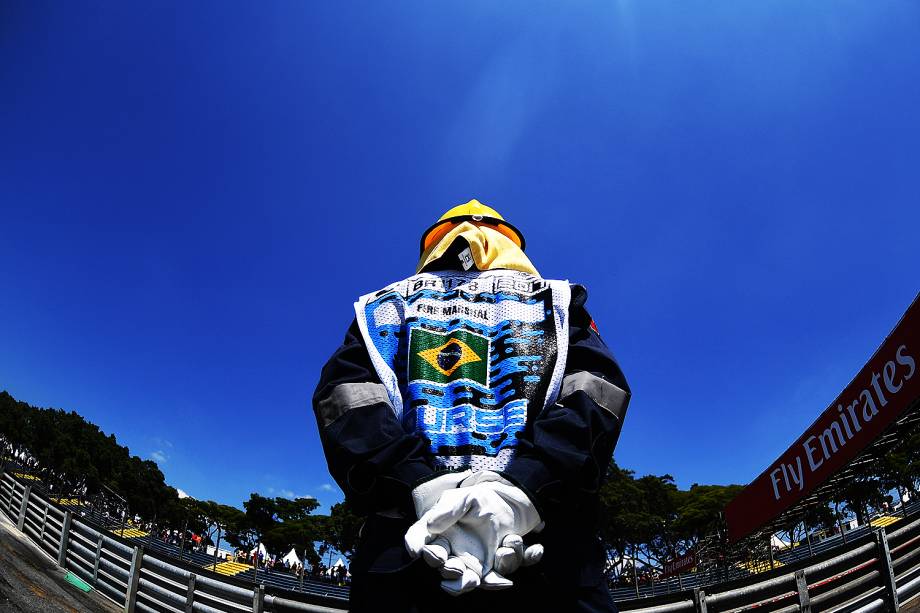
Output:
[417,223,538,275]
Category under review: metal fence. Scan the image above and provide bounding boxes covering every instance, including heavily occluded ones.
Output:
[0,469,346,612]
[3,468,920,612]
[614,514,920,613]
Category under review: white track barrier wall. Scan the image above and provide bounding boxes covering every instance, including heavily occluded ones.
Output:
[2,468,919,612]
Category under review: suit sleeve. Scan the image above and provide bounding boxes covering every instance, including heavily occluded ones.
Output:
[312,319,436,515]
[503,284,630,521]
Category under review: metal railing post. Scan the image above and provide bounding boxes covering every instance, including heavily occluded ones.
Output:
[252,583,265,613]
[93,534,103,585]
[632,544,640,598]
[125,546,143,613]
[875,530,899,612]
[39,504,48,543]
[2,468,12,514]
[57,511,71,567]
[795,569,811,613]
[693,587,708,613]
[185,573,196,613]
[17,484,31,530]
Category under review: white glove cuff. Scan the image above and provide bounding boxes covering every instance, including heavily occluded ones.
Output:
[456,469,512,489]
[411,470,473,518]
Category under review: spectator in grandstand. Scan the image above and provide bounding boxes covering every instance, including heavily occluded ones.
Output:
[313,201,630,612]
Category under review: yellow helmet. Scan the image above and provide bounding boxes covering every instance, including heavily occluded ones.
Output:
[419,199,526,256]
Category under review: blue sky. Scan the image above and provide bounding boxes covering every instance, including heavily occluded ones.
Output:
[1,1,918,512]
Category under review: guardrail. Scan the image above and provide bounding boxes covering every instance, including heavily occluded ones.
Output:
[2,468,919,612]
[607,509,920,602]
[614,514,920,613]
[0,469,347,612]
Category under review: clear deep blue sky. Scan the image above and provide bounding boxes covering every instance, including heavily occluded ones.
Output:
[1,2,918,512]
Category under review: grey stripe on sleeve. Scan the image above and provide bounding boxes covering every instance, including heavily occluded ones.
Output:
[317,382,392,427]
[559,371,628,420]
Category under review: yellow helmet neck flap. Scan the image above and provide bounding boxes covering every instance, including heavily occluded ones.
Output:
[416,222,538,275]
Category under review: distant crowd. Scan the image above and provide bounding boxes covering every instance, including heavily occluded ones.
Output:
[155,528,350,585]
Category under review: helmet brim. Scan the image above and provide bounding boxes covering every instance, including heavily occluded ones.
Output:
[419,215,526,255]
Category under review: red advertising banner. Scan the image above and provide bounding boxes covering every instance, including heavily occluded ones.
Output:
[725,295,920,542]
[662,551,696,578]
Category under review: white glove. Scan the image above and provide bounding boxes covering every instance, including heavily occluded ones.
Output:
[405,471,544,595]
[421,530,543,594]
[494,533,544,576]
[409,471,472,582]
[411,471,473,518]
[454,471,544,579]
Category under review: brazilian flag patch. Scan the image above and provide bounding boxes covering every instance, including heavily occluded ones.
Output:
[409,328,490,387]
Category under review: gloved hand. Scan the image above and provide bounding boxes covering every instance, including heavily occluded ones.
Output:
[409,471,472,582]
[405,471,544,595]
[419,529,544,594]
[493,533,544,577]
[418,471,545,580]
[411,470,473,518]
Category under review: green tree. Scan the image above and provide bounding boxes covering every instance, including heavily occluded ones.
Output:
[319,500,363,563]
[195,501,246,566]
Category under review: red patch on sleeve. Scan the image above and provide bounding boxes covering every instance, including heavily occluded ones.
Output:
[589,319,600,335]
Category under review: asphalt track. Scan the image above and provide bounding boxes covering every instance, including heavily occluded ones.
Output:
[0,511,119,613]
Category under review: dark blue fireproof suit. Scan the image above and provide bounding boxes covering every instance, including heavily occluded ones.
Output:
[312,275,630,613]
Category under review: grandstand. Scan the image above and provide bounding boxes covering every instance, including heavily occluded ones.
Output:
[127,528,350,600]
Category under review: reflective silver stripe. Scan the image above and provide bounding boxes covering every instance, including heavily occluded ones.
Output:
[559,371,628,419]
[317,382,391,427]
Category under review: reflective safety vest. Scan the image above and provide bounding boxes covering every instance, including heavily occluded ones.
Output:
[355,269,571,472]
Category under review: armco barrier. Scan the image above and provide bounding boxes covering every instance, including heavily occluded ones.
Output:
[613,515,920,613]
[0,469,347,612]
[2,468,919,612]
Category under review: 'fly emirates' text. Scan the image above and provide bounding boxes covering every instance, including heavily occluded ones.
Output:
[770,345,916,501]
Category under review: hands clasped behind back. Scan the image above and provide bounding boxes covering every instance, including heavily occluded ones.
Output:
[405,470,545,596]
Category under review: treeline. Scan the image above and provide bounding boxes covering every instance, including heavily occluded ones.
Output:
[164,493,359,567]
[0,390,180,521]
[599,464,742,581]
[0,391,355,566]
[1,390,742,574]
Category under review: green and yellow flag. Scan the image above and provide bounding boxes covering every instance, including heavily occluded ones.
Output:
[409,329,489,387]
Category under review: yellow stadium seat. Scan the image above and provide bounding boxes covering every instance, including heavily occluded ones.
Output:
[206,561,253,576]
